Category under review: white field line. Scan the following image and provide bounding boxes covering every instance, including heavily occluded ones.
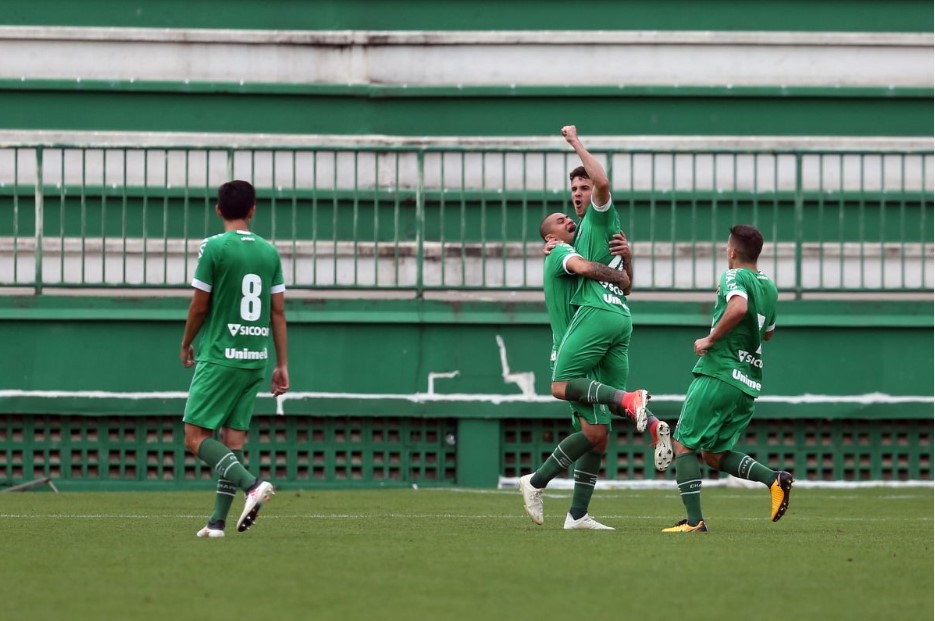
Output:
[0,389,931,406]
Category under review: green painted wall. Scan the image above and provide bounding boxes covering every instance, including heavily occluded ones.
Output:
[1,0,931,32]
[0,297,931,421]
[1,82,930,137]
[2,190,931,247]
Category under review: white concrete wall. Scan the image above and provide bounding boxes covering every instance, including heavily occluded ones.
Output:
[1,237,931,291]
[0,28,931,87]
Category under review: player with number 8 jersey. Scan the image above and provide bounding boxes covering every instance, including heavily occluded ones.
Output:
[192,230,285,368]
[180,180,289,538]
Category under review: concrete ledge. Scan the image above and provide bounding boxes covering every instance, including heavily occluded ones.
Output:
[2,129,932,151]
[0,27,931,87]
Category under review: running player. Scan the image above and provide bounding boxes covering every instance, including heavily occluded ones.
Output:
[662,224,793,533]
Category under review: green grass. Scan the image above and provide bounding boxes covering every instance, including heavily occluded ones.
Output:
[1,487,932,621]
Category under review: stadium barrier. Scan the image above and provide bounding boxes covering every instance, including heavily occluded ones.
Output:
[1,143,932,295]
[0,414,929,490]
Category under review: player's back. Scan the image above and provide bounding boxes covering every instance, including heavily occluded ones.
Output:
[193,230,285,369]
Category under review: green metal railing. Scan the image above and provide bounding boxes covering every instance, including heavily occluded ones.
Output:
[1,144,931,295]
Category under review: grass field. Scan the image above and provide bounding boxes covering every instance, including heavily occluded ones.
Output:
[1,486,932,621]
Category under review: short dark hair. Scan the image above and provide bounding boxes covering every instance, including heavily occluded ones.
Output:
[569,166,589,182]
[217,180,255,220]
[729,224,764,262]
[539,214,554,241]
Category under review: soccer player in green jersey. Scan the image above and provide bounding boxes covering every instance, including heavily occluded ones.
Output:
[541,213,673,465]
[180,180,290,538]
[662,224,793,533]
[520,125,658,530]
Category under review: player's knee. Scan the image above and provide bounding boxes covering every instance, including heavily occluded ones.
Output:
[701,451,722,469]
[551,382,566,400]
[183,425,209,455]
[583,425,608,448]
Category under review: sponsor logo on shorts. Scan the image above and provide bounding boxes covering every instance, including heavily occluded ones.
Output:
[227,323,270,337]
[224,347,269,360]
[732,368,762,392]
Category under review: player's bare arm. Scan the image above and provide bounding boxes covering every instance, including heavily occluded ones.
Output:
[180,288,211,367]
[694,295,748,356]
[565,255,631,292]
[608,231,634,295]
[561,125,610,206]
[270,291,290,396]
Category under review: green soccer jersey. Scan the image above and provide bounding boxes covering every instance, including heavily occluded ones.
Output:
[693,267,778,397]
[192,230,285,369]
[569,198,629,316]
[543,242,583,354]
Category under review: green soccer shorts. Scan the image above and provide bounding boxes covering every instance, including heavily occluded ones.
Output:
[183,362,266,431]
[551,346,599,429]
[553,306,632,428]
[673,374,756,453]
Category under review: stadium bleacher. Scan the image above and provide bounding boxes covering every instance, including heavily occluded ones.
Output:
[0,0,931,489]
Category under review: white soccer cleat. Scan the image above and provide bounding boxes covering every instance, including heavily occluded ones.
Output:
[196,524,225,538]
[519,474,544,525]
[624,389,650,433]
[654,420,675,472]
[237,480,275,533]
[563,513,615,530]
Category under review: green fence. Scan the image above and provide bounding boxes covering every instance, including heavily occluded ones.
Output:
[2,414,929,490]
[1,144,932,295]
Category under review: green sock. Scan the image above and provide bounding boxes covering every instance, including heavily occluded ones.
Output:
[569,450,603,520]
[675,453,704,525]
[719,451,777,486]
[209,448,245,525]
[564,378,625,407]
[197,438,256,491]
[530,432,595,488]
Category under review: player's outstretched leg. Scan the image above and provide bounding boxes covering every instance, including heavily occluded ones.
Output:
[237,480,275,533]
[561,380,649,432]
[769,471,794,522]
[716,451,792,522]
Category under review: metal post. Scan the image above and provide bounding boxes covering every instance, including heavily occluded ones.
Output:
[416,150,425,297]
[33,146,44,294]
[793,153,804,299]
